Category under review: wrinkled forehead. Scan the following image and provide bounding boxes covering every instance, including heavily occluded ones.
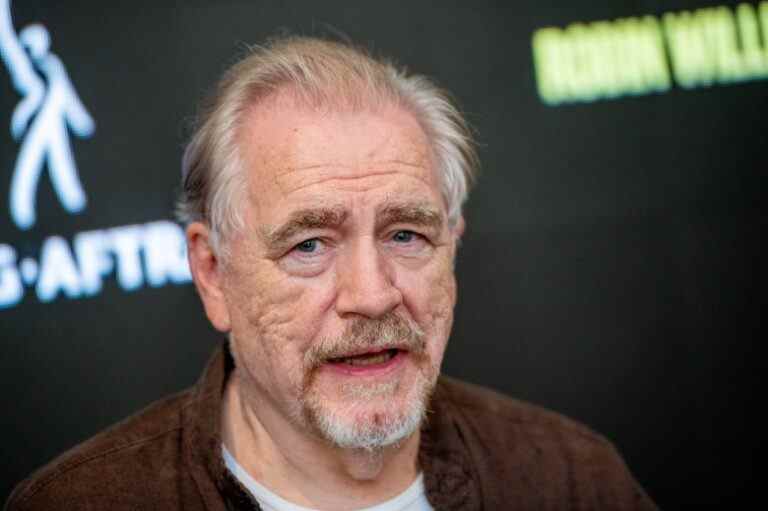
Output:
[236,91,441,197]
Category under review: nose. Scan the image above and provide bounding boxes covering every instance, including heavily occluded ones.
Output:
[335,238,403,319]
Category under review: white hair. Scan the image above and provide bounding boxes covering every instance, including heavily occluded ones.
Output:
[177,36,478,257]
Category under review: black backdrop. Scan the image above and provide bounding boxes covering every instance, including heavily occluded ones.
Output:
[1,1,763,509]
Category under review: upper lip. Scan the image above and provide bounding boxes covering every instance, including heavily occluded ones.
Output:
[326,345,408,361]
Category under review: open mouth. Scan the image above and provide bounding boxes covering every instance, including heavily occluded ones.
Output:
[327,348,401,367]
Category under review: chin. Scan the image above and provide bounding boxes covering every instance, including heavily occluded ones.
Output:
[303,372,434,451]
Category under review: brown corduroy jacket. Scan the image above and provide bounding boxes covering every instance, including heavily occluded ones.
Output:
[5,344,658,510]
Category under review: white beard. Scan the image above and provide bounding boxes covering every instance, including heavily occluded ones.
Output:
[302,369,433,451]
[294,312,435,451]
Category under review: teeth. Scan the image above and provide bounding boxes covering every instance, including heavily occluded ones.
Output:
[337,350,395,366]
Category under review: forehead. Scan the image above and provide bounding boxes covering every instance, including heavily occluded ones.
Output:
[236,94,442,219]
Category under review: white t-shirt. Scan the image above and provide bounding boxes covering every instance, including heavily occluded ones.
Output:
[222,445,434,511]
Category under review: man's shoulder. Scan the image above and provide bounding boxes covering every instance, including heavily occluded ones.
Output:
[433,376,657,509]
[435,374,624,462]
[6,390,195,511]
[436,374,600,439]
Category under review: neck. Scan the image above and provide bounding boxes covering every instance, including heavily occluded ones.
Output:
[221,371,421,510]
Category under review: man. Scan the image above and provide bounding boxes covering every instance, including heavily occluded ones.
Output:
[6,36,657,510]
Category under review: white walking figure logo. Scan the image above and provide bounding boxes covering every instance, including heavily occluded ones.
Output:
[0,0,94,230]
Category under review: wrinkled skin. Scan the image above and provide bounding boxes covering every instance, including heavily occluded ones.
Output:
[187,93,463,507]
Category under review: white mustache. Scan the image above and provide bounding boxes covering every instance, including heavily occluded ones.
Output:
[304,313,425,370]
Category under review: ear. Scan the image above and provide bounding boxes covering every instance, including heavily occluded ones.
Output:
[453,215,466,241]
[186,222,231,332]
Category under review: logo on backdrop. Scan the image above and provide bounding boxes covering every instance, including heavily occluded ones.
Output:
[0,0,190,310]
[0,0,94,230]
[532,1,768,105]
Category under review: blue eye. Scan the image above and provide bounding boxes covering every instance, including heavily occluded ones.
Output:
[393,231,415,242]
[296,239,318,253]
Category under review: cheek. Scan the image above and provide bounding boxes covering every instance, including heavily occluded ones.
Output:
[223,257,335,360]
[226,267,295,340]
[427,271,456,359]
[223,266,330,401]
[399,251,457,347]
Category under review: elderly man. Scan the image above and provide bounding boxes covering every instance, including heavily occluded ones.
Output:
[6,37,657,510]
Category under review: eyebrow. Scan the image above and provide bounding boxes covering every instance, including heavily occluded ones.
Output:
[376,202,444,232]
[263,207,348,247]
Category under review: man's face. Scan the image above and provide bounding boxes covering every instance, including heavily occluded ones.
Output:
[198,94,461,449]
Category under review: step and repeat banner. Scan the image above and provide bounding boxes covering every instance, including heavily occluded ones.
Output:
[1,1,762,508]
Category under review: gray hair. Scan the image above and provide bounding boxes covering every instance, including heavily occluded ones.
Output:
[177,36,478,257]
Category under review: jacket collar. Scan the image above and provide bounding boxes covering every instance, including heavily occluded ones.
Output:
[181,342,480,510]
